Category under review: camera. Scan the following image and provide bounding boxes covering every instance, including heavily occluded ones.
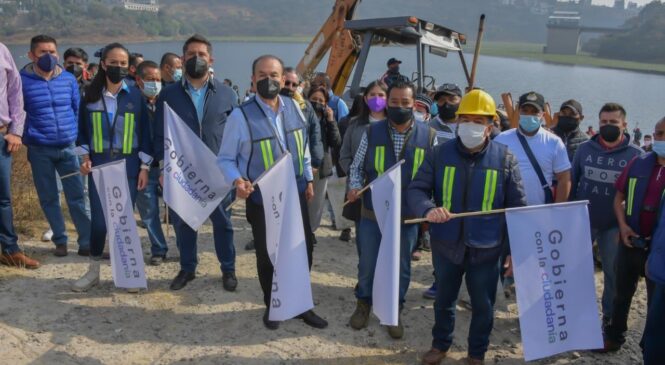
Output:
[629,236,650,249]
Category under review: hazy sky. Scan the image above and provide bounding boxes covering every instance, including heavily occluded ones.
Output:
[593,0,652,5]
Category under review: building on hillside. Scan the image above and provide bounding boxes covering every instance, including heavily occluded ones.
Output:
[103,0,159,12]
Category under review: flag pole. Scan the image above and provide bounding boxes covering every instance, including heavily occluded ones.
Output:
[225,154,291,211]
[342,160,405,208]
[404,208,507,224]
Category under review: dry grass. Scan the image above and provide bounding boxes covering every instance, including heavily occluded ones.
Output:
[10,148,47,236]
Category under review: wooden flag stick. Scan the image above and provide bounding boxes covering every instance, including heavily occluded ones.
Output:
[404,208,508,225]
[59,171,81,180]
[341,183,371,207]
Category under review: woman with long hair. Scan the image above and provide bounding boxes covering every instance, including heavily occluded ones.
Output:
[72,43,152,293]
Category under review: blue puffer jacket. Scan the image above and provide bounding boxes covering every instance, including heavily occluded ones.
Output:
[20,64,80,147]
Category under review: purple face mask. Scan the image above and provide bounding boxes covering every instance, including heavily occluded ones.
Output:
[367,96,387,113]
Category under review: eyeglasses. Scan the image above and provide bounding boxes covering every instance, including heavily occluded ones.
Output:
[285,81,299,87]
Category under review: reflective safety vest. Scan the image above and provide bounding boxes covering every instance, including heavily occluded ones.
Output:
[430,140,509,249]
[623,152,661,236]
[83,86,141,156]
[362,120,434,218]
[239,96,308,205]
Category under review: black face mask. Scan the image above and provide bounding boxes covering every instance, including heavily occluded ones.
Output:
[439,103,458,121]
[312,102,326,115]
[389,66,400,74]
[386,106,413,125]
[279,88,294,98]
[600,124,621,143]
[66,64,83,79]
[185,56,208,79]
[106,66,129,84]
[256,77,281,100]
[557,116,579,133]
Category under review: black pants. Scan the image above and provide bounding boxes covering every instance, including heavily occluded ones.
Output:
[246,193,314,308]
[606,243,654,343]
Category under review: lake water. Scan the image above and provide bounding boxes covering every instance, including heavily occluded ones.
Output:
[7,40,665,133]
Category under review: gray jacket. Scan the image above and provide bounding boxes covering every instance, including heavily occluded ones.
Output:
[339,116,372,175]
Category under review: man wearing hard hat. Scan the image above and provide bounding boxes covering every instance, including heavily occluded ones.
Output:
[407,89,527,365]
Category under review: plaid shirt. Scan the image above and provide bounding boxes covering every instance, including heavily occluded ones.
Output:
[349,123,418,190]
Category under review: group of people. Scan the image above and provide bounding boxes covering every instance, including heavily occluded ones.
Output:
[0,33,663,365]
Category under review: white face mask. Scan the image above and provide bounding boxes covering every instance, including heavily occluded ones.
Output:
[457,122,488,149]
[414,111,429,122]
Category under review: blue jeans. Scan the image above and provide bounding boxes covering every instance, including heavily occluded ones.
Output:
[171,192,235,273]
[136,168,167,256]
[0,137,18,254]
[643,283,665,365]
[27,144,90,249]
[89,175,138,257]
[432,254,500,360]
[591,227,620,322]
[356,217,418,305]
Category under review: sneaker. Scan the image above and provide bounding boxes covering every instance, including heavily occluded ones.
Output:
[423,282,437,299]
[339,228,352,242]
[149,255,164,266]
[54,245,68,257]
[41,229,53,242]
[387,315,404,339]
[71,261,100,292]
[222,272,238,292]
[0,251,40,269]
[349,299,371,330]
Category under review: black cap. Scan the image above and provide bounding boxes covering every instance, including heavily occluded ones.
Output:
[434,83,462,100]
[560,99,583,117]
[518,92,545,112]
[387,58,402,67]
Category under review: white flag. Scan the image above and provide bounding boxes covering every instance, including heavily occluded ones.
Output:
[256,154,314,321]
[370,161,403,326]
[91,160,147,289]
[163,103,232,230]
[506,201,603,361]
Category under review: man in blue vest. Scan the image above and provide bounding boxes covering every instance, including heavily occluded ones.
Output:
[597,117,665,352]
[20,34,91,257]
[346,80,436,339]
[217,54,328,331]
[154,34,238,292]
[408,90,526,365]
[643,186,665,365]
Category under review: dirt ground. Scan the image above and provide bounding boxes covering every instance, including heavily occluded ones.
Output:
[0,205,650,365]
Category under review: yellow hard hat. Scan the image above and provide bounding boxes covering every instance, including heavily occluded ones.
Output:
[456,89,496,117]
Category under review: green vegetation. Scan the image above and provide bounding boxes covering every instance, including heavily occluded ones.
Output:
[478,42,665,74]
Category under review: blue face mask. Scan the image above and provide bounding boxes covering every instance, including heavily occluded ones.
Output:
[142,80,162,98]
[173,68,183,82]
[37,53,58,73]
[519,115,542,133]
[652,141,665,157]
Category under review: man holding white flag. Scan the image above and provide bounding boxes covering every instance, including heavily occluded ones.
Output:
[217,55,327,330]
[408,90,526,365]
[346,81,436,339]
[154,35,239,292]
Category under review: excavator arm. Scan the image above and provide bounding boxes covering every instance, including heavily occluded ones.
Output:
[296,0,362,94]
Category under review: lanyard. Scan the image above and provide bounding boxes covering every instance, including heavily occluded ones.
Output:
[100,92,122,153]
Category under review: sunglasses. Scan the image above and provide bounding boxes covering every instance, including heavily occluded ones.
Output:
[285,81,299,87]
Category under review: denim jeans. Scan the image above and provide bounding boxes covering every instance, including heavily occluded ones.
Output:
[136,168,167,256]
[642,283,665,365]
[591,227,620,322]
[89,175,138,257]
[27,144,90,249]
[171,192,235,274]
[606,243,654,344]
[356,217,418,305]
[0,137,19,254]
[432,253,500,360]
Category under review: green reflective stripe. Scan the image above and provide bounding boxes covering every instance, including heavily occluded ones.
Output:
[375,146,385,176]
[482,170,498,211]
[442,166,456,210]
[294,129,304,175]
[259,140,273,171]
[412,147,425,179]
[123,113,134,154]
[92,112,103,153]
[627,178,637,216]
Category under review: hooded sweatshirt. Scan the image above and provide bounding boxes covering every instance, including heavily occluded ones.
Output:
[570,133,643,230]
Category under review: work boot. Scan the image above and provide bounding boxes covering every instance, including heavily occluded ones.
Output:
[54,244,68,257]
[349,299,371,330]
[170,270,195,291]
[339,228,351,242]
[72,260,100,292]
[421,348,447,365]
[465,357,484,365]
[77,247,90,257]
[222,272,238,292]
[387,315,404,339]
[0,251,40,269]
